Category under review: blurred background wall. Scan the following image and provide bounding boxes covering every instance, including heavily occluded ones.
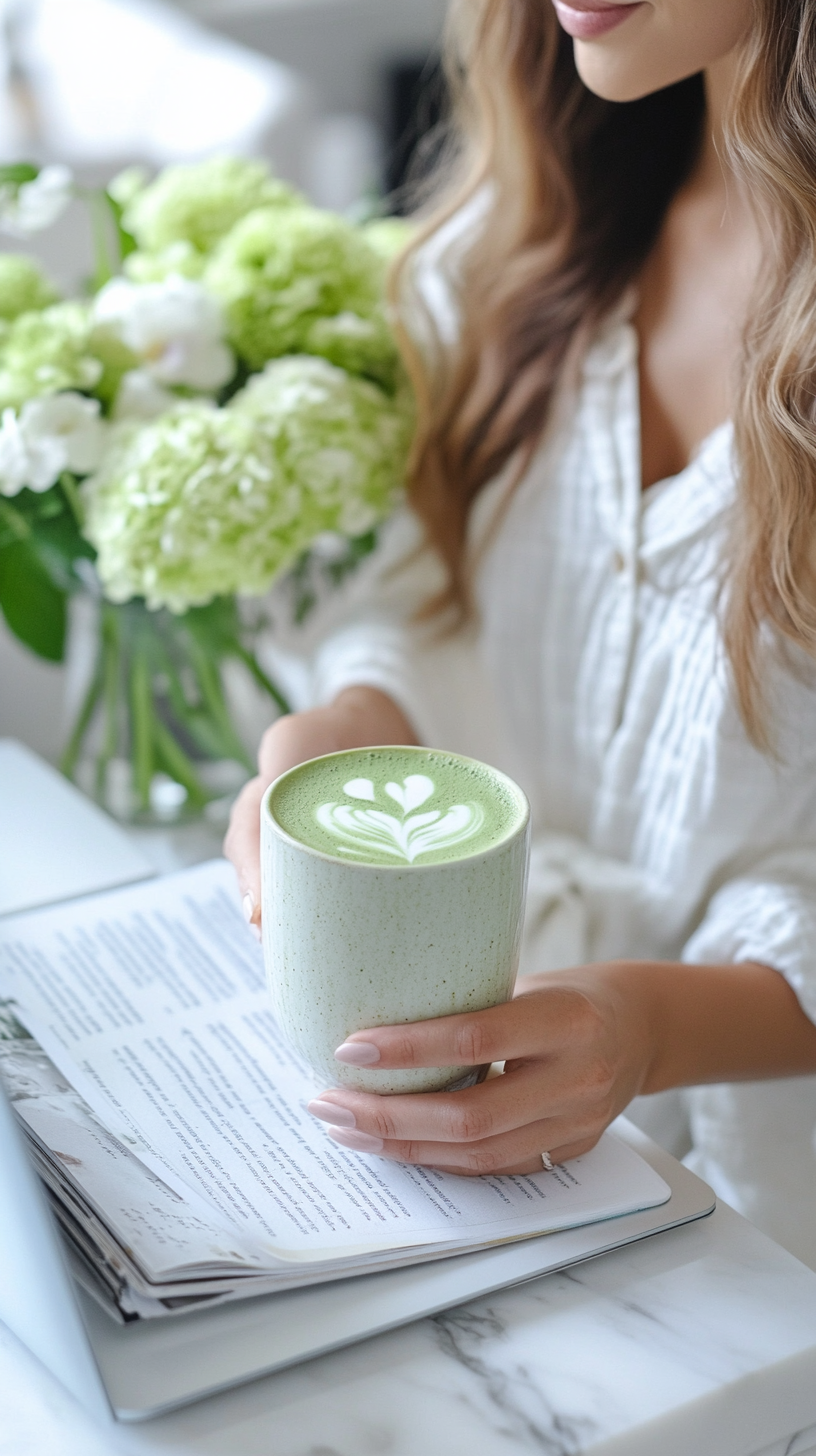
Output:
[0,0,448,761]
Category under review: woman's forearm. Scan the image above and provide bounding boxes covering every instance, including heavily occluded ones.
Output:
[630,959,816,1090]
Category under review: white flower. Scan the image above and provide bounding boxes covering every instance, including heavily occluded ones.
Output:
[0,393,105,496]
[23,393,106,473]
[113,369,176,421]
[0,165,73,237]
[0,409,39,494]
[93,274,234,391]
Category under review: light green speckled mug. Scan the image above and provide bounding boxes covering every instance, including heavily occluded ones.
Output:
[260,745,530,1094]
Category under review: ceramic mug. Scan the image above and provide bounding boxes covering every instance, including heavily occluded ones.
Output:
[261,745,530,1094]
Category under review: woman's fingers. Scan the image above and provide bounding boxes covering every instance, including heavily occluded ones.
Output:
[322,1116,603,1177]
[422,1131,602,1177]
[309,1058,587,1145]
[226,714,331,924]
[223,775,266,928]
[335,985,595,1071]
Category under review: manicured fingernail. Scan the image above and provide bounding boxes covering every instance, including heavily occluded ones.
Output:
[242,892,255,923]
[307,1099,356,1129]
[328,1127,384,1153]
[334,1041,380,1066]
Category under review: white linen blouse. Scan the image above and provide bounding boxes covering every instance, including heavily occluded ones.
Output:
[298,307,816,1268]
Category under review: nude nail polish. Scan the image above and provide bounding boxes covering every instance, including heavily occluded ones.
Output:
[307,1099,356,1129]
[328,1126,384,1154]
[334,1041,381,1066]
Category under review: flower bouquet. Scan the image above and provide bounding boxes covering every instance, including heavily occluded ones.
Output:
[0,159,411,822]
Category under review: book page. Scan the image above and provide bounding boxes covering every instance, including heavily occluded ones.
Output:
[0,861,669,1262]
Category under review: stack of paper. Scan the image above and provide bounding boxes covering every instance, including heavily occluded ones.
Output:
[0,861,670,1321]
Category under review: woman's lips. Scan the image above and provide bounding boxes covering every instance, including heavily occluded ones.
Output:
[551,0,645,40]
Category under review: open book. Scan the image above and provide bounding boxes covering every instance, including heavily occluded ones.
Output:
[0,860,670,1322]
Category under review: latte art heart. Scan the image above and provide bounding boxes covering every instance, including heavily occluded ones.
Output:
[317,775,485,863]
[383,775,434,813]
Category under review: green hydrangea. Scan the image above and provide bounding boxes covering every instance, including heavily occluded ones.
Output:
[204,205,392,374]
[123,157,299,256]
[107,165,150,210]
[0,255,59,321]
[82,357,409,612]
[0,302,103,410]
[302,310,401,393]
[123,240,207,284]
[233,355,411,528]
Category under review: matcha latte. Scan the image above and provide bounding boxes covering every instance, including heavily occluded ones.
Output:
[261,747,530,1095]
[269,746,523,867]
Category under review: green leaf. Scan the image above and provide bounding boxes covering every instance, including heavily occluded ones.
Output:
[2,482,96,592]
[29,515,95,593]
[0,163,39,187]
[0,539,66,660]
[0,498,28,551]
[103,190,137,260]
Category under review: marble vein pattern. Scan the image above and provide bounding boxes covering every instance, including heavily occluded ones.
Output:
[431,1303,600,1454]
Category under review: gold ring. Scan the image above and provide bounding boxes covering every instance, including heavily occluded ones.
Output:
[541,1151,554,1172]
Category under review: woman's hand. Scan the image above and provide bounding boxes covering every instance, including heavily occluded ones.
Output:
[306,957,816,1173]
[306,964,657,1174]
[224,686,417,931]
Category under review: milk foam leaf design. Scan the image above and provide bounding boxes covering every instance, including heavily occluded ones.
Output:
[315,800,486,863]
[384,775,434,813]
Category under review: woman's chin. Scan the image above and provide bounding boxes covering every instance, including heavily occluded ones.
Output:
[573,40,700,104]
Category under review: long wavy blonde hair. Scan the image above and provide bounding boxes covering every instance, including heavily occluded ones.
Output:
[393,0,816,747]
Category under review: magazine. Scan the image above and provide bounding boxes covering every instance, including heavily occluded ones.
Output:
[0,860,670,1321]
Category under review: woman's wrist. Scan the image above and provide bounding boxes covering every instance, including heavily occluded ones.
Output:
[329,686,418,750]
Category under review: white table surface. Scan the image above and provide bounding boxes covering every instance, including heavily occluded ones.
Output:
[5,743,816,1456]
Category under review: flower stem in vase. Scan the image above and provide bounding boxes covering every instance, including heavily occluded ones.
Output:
[129,645,154,812]
[232,643,291,718]
[96,604,122,802]
[151,719,208,810]
[60,657,105,783]
[181,627,254,771]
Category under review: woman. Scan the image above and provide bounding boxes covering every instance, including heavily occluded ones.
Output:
[227,0,816,1264]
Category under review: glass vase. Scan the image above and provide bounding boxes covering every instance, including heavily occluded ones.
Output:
[61,595,289,825]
